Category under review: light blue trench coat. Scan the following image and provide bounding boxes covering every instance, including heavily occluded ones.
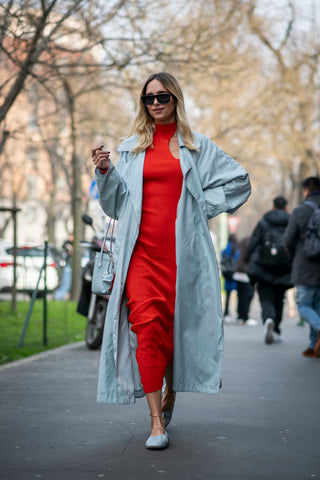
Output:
[95,131,251,404]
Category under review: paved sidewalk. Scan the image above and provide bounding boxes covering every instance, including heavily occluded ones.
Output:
[0,313,319,480]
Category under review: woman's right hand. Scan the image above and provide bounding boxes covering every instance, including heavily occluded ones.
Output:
[92,145,111,170]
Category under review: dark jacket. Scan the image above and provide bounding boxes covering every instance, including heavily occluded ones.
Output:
[245,209,292,288]
[284,192,320,286]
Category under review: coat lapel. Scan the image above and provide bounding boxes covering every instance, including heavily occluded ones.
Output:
[178,133,203,204]
[118,138,145,225]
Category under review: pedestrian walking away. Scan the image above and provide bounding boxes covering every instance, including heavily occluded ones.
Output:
[245,195,293,344]
[91,72,251,450]
[284,176,320,358]
[221,234,240,323]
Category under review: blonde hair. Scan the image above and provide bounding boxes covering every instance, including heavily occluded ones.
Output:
[129,72,199,153]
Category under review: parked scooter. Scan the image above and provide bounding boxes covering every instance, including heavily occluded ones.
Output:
[77,214,109,349]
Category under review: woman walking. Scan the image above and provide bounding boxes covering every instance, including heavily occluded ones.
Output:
[92,72,251,449]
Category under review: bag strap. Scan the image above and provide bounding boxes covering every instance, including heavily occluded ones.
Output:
[99,218,115,263]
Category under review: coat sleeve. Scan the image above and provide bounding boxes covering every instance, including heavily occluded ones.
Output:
[194,134,251,219]
[95,159,128,220]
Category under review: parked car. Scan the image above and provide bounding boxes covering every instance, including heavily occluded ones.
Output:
[0,239,60,296]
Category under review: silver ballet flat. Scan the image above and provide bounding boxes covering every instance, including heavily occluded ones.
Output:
[145,431,169,450]
[146,413,169,449]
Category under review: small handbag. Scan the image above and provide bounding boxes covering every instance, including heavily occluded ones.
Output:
[92,218,115,295]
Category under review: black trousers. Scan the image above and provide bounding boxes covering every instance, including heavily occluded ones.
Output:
[237,282,254,321]
[256,280,287,334]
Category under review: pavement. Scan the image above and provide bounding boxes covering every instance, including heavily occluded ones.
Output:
[0,305,319,480]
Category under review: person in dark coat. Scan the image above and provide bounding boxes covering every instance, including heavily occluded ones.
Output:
[284,177,320,358]
[245,196,292,344]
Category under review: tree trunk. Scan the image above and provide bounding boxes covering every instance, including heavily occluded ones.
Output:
[63,81,82,301]
[47,188,56,245]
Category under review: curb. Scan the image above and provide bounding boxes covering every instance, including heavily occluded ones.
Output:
[0,341,86,372]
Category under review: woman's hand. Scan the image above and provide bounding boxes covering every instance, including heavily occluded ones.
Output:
[92,145,111,170]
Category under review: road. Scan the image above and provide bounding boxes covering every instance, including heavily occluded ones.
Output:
[0,311,319,480]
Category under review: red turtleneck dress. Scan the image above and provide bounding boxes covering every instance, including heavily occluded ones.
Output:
[126,122,183,393]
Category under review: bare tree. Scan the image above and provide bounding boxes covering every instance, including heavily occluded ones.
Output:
[1,0,319,282]
[0,0,159,298]
[246,0,320,203]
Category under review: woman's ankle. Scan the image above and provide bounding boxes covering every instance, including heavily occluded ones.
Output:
[150,413,165,436]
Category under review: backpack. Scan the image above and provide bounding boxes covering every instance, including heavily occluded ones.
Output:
[303,200,320,261]
[260,221,292,272]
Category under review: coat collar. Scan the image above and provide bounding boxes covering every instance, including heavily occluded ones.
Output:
[117,131,202,223]
[117,131,201,152]
[117,135,139,152]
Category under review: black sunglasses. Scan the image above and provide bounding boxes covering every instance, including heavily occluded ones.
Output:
[141,93,172,105]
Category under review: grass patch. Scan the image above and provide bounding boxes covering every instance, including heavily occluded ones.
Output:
[0,300,87,365]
